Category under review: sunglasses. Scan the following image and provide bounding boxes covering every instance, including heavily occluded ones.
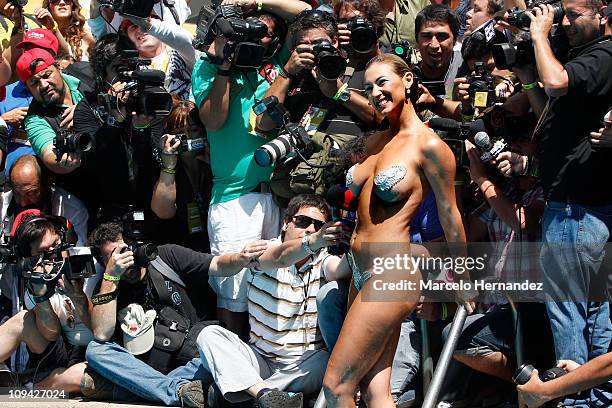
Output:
[292,215,325,231]
[49,0,73,5]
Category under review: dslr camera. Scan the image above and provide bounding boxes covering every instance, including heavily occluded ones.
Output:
[311,39,347,80]
[98,51,172,118]
[121,210,158,268]
[346,17,377,54]
[54,129,92,160]
[467,62,497,109]
[193,1,268,68]
[98,0,155,18]
[171,134,207,154]
[389,40,413,64]
[514,363,566,385]
[507,0,564,29]
[252,96,314,167]
[9,0,27,8]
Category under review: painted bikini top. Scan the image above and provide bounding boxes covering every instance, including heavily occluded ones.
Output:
[346,163,408,202]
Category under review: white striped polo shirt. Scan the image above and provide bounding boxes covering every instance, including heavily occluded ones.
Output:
[247,238,330,363]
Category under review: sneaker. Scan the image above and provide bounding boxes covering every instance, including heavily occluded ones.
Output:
[80,367,115,400]
[257,390,303,408]
[179,380,206,408]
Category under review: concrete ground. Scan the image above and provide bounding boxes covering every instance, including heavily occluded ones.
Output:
[0,400,165,408]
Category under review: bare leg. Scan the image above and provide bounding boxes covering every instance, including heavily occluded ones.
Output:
[453,352,515,382]
[35,362,87,395]
[323,276,418,408]
[0,310,49,361]
[216,308,250,341]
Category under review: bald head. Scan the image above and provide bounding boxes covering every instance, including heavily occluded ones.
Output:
[10,155,44,208]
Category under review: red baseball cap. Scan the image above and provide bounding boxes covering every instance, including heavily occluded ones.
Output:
[17,28,59,56]
[10,209,43,240]
[16,48,56,83]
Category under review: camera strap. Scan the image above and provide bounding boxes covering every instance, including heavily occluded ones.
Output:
[148,260,198,323]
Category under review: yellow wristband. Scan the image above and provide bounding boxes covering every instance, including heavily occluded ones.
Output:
[441,303,448,320]
[103,273,121,282]
[333,83,349,101]
[522,82,538,91]
[256,0,263,11]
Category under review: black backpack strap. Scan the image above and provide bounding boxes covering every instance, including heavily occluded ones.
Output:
[147,263,172,307]
[148,259,199,323]
[150,257,186,287]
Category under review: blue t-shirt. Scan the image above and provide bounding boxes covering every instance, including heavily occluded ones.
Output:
[0,81,34,176]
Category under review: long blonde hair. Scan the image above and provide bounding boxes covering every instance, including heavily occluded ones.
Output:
[43,0,87,61]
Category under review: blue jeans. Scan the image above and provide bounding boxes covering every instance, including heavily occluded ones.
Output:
[315,280,420,402]
[86,340,212,405]
[540,202,612,407]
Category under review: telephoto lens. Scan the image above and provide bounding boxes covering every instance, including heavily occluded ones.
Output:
[513,363,566,385]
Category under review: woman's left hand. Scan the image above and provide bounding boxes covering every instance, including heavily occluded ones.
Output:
[35,8,57,31]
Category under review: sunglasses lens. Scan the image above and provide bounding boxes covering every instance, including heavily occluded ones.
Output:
[294,216,324,231]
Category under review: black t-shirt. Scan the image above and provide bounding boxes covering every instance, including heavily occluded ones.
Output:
[284,67,373,136]
[535,36,612,205]
[103,244,215,346]
[73,97,162,214]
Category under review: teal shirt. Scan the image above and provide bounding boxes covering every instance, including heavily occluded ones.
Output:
[192,50,288,204]
[25,74,84,157]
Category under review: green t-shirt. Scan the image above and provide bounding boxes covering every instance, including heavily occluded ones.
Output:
[25,74,84,157]
[192,50,288,204]
[380,0,431,48]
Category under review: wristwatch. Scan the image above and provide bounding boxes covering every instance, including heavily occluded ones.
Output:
[337,88,351,103]
[302,234,317,255]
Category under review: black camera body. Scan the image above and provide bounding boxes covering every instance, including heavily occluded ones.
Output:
[389,40,413,65]
[98,0,154,18]
[252,96,314,167]
[193,3,267,68]
[492,39,535,69]
[171,134,207,153]
[507,0,564,29]
[346,17,377,54]
[513,363,566,385]
[467,62,497,109]
[9,0,27,8]
[120,210,158,268]
[312,39,347,80]
[54,129,92,160]
[122,242,158,267]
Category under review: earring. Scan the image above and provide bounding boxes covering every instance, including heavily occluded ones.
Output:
[405,87,411,102]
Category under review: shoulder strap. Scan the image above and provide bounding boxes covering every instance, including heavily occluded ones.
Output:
[148,262,199,322]
[150,256,186,287]
[147,264,172,307]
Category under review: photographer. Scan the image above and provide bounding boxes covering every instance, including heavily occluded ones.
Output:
[191,0,310,338]
[151,98,213,251]
[257,10,379,138]
[73,34,164,221]
[0,210,94,392]
[196,194,345,408]
[84,222,265,405]
[494,0,612,405]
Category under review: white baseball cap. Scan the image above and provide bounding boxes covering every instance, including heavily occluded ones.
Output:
[118,304,157,355]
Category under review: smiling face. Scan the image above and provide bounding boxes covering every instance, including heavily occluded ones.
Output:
[127,21,162,55]
[561,0,602,47]
[417,21,455,74]
[48,0,73,21]
[364,61,413,117]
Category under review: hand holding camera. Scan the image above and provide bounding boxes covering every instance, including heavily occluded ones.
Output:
[160,134,180,170]
[106,243,135,280]
[337,23,351,49]
[57,275,86,302]
[526,4,557,42]
[285,45,315,77]
[307,221,347,252]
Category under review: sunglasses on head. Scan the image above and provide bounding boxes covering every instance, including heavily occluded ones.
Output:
[292,215,325,231]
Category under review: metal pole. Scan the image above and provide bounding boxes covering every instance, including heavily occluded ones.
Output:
[313,388,326,408]
[421,305,468,408]
[421,319,433,394]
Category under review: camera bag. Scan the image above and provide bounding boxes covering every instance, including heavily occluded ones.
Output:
[146,257,219,373]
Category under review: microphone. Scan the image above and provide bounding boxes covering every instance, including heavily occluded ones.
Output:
[122,69,166,84]
[428,118,486,139]
[474,131,491,150]
[325,184,358,212]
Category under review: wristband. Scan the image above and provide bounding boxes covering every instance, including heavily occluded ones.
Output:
[103,273,121,282]
[302,234,317,255]
[216,68,231,77]
[278,66,294,80]
[256,0,263,11]
[440,303,448,320]
[133,122,151,130]
[522,82,538,91]
[33,290,55,304]
[333,83,349,101]
[161,167,176,175]
[50,21,59,33]
[91,291,118,306]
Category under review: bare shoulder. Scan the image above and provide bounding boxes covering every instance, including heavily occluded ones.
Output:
[418,127,452,161]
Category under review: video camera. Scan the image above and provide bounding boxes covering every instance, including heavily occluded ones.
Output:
[54,129,92,160]
[170,134,207,154]
[252,96,315,167]
[346,17,377,54]
[467,62,498,109]
[121,210,158,268]
[192,1,268,69]
[98,51,172,118]
[311,39,347,80]
[492,25,569,69]
[507,0,564,29]
[98,0,155,19]
[428,117,486,167]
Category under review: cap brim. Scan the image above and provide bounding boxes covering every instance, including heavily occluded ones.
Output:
[123,323,155,355]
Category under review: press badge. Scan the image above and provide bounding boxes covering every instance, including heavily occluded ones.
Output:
[299,105,328,135]
[474,91,489,108]
[187,202,203,234]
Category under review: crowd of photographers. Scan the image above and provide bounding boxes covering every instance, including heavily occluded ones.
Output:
[0,0,608,406]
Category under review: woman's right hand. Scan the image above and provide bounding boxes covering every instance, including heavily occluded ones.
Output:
[35,8,57,31]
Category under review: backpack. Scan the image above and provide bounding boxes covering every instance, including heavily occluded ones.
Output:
[270,131,355,208]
